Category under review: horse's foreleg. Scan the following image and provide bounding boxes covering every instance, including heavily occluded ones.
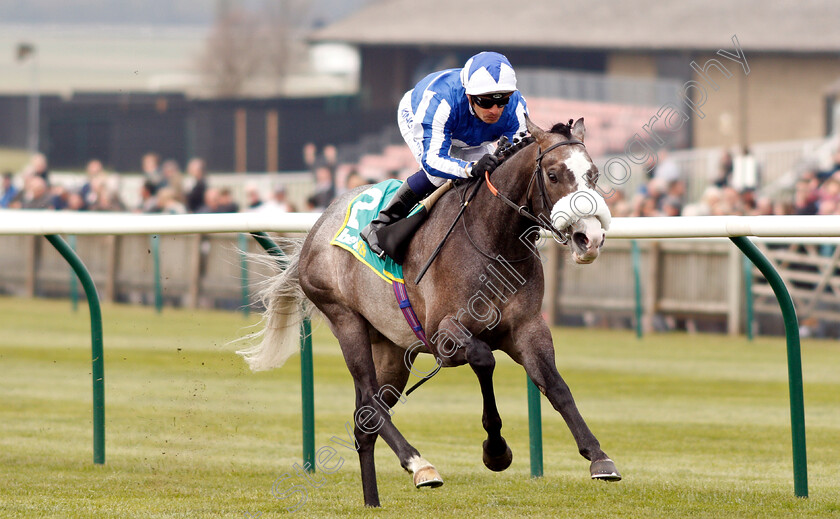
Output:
[461,335,513,472]
[511,319,621,481]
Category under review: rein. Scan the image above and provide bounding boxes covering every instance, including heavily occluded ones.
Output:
[485,139,585,244]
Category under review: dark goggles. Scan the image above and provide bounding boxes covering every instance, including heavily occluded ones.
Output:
[471,92,512,109]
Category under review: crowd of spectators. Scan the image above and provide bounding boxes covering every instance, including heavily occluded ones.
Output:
[605,148,781,219]
[5,142,840,219]
[0,142,389,215]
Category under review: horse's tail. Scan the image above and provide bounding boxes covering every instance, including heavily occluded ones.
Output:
[236,237,315,372]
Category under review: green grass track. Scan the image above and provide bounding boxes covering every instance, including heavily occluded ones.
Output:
[0,297,838,518]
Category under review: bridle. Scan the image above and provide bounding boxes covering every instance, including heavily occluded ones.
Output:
[485,138,585,245]
[416,137,588,284]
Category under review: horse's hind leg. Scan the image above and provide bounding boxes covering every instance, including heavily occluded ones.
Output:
[511,318,621,481]
[322,306,437,507]
[371,335,443,489]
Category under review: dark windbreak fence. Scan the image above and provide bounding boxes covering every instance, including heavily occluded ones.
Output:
[0,93,393,172]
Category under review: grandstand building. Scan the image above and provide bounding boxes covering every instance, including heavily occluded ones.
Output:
[310,0,840,150]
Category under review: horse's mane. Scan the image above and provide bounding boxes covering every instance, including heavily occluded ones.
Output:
[549,119,574,139]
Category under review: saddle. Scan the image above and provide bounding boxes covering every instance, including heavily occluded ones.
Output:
[374,180,453,264]
[330,179,451,282]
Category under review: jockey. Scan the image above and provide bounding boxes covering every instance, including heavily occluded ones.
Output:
[361,51,529,258]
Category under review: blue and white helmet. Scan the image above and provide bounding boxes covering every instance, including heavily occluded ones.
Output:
[460,51,517,95]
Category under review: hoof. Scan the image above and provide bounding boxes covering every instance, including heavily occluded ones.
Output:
[482,439,513,472]
[414,466,444,488]
[590,458,622,481]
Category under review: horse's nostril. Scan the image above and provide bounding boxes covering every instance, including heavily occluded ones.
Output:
[573,232,589,249]
[600,233,606,248]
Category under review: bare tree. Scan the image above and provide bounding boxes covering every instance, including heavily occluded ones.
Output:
[198,8,263,97]
[257,0,309,93]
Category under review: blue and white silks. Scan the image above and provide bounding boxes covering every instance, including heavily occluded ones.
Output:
[397,69,528,186]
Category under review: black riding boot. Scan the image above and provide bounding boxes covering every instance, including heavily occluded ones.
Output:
[361,181,423,258]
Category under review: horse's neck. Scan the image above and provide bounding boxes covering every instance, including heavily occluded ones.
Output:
[467,145,542,253]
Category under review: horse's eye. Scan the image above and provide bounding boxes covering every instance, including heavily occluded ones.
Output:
[547,172,558,183]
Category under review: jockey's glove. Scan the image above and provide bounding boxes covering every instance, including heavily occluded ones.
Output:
[471,153,500,177]
[494,136,511,157]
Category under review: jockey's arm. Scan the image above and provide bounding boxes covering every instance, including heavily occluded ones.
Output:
[418,99,472,180]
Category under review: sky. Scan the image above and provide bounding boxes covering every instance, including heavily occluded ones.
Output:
[0,0,371,95]
[0,0,372,27]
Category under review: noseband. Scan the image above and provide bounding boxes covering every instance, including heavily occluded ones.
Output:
[485,138,585,244]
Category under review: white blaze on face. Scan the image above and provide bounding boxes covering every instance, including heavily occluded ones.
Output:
[563,150,593,189]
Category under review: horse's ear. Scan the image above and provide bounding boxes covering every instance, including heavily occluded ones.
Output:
[525,114,546,141]
[571,117,586,143]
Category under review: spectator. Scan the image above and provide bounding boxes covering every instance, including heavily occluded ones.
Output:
[715,186,743,215]
[344,169,371,191]
[80,159,105,209]
[604,189,631,217]
[747,196,771,215]
[793,178,819,215]
[302,142,317,170]
[160,159,185,201]
[217,188,239,213]
[772,199,793,215]
[141,152,162,193]
[89,176,126,212]
[660,195,682,217]
[653,149,681,183]
[29,153,50,185]
[663,179,685,206]
[817,176,840,211]
[20,175,54,209]
[713,150,734,188]
[306,165,336,211]
[818,148,840,182]
[197,187,222,213]
[1,172,19,208]
[50,184,70,210]
[185,157,207,213]
[155,187,187,214]
[304,142,338,188]
[322,144,338,183]
[682,186,722,216]
[244,182,263,210]
[732,147,761,191]
[740,188,758,214]
[65,191,86,211]
[137,180,159,213]
[256,185,295,213]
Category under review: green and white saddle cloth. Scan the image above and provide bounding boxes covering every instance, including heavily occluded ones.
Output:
[331,179,412,283]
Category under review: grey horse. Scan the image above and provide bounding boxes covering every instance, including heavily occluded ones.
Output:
[239,117,620,508]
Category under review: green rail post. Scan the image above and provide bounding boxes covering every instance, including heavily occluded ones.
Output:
[730,236,807,498]
[300,318,315,472]
[743,254,754,341]
[237,233,250,318]
[151,234,163,313]
[250,232,315,473]
[45,235,105,465]
[68,235,79,312]
[630,240,643,339]
[527,376,543,477]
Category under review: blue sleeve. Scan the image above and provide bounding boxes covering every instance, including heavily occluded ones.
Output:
[417,94,471,180]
